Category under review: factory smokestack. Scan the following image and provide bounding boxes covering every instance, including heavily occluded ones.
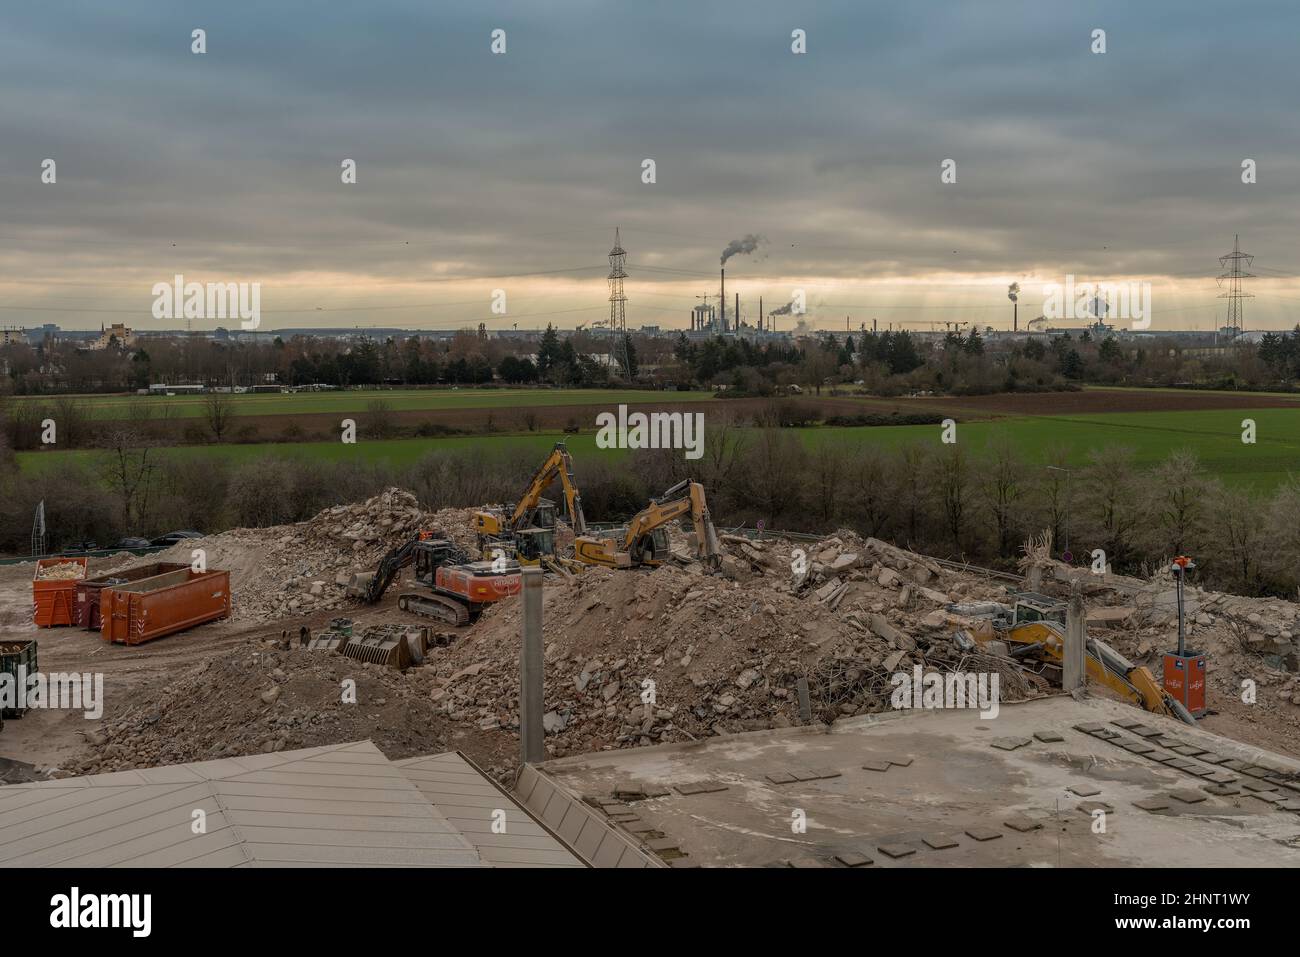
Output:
[720,268,726,332]
[1008,282,1020,332]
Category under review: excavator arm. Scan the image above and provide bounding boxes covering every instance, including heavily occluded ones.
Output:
[970,619,1195,725]
[577,479,720,569]
[509,442,587,534]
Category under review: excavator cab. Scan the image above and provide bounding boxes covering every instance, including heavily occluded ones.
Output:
[511,527,555,565]
[1012,592,1066,626]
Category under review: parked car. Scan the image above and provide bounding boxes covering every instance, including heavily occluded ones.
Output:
[149,530,204,547]
[65,540,98,553]
[114,537,154,549]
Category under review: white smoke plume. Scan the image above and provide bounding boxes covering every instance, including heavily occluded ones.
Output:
[720,234,765,265]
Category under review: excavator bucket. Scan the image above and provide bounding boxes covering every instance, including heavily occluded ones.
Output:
[344,572,375,600]
[337,625,430,669]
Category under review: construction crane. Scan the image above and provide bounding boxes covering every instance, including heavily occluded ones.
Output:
[575,479,721,570]
[968,596,1196,725]
[473,442,587,567]
[345,534,521,626]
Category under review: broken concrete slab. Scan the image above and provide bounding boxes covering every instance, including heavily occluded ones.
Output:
[877,843,916,859]
[1133,798,1172,812]
[833,851,873,867]
[1003,815,1043,832]
[922,835,959,850]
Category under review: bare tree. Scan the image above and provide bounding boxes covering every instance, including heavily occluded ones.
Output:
[204,392,236,443]
[935,444,972,553]
[895,442,930,547]
[741,428,808,527]
[50,397,89,450]
[809,442,846,526]
[1078,447,1141,567]
[102,425,157,532]
[848,442,893,538]
[1037,443,1073,552]
[363,398,396,439]
[979,434,1025,559]
[1212,481,1265,593]
[1142,448,1210,558]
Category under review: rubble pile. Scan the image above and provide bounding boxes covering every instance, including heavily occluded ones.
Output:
[35,561,85,581]
[426,531,1025,759]
[72,640,512,778]
[139,489,479,622]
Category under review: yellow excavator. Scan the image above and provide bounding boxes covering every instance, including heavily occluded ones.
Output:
[575,479,721,570]
[968,595,1196,725]
[472,442,587,568]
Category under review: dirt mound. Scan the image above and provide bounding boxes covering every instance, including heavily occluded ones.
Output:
[71,637,513,779]
[123,488,480,622]
[425,531,1028,759]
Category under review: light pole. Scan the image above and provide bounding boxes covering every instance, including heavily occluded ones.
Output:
[1046,466,1072,559]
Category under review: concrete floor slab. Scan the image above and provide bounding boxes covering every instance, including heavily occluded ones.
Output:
[533,696,1300,867]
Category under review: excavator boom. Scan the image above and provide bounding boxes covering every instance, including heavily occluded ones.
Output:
[576,479,720,569]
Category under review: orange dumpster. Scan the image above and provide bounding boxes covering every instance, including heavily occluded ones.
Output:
[32,557,88,628]
[100,568,231,645]
[75,562,189,630]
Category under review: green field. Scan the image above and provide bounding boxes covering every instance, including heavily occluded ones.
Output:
[7,387,714,419]
[17,407,1300,491]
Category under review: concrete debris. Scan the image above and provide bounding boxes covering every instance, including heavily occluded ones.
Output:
[135,489,480,623]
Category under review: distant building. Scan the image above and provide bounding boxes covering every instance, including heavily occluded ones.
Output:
[90,323,136,350]
[147,383,205,395]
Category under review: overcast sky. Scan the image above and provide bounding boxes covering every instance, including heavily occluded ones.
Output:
[2,0,1299,333]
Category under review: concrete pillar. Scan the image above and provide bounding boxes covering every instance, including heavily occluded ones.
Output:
[519,567,544,764]
[1063,581,1086,692]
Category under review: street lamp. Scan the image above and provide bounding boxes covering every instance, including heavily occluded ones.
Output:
[1046,466,1072,560]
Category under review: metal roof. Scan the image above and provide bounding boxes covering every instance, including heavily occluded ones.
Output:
[394,752,583,867]
[0,741,495,868]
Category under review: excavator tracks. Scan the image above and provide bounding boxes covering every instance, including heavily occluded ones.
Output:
[397,592,472,626]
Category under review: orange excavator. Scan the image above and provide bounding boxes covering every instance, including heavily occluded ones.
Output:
[346,534,520,626]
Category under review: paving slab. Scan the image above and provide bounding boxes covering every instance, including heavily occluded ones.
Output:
[860,760,892,773]
[1203,783,1241,796]
[922,835,959,850]
[834,851,873,867]
[1077,800,1115,815]
[1033,730,1065,743]
[877,843,916,859]
[1134,798,1172,812]
[964,827,1003,842]
[991,736,1032,751]
[1068,784,1101,797]
[1168,789,1207,804]
[1004,815,1043,832]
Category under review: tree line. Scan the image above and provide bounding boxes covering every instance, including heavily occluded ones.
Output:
[3,424,1297,600]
